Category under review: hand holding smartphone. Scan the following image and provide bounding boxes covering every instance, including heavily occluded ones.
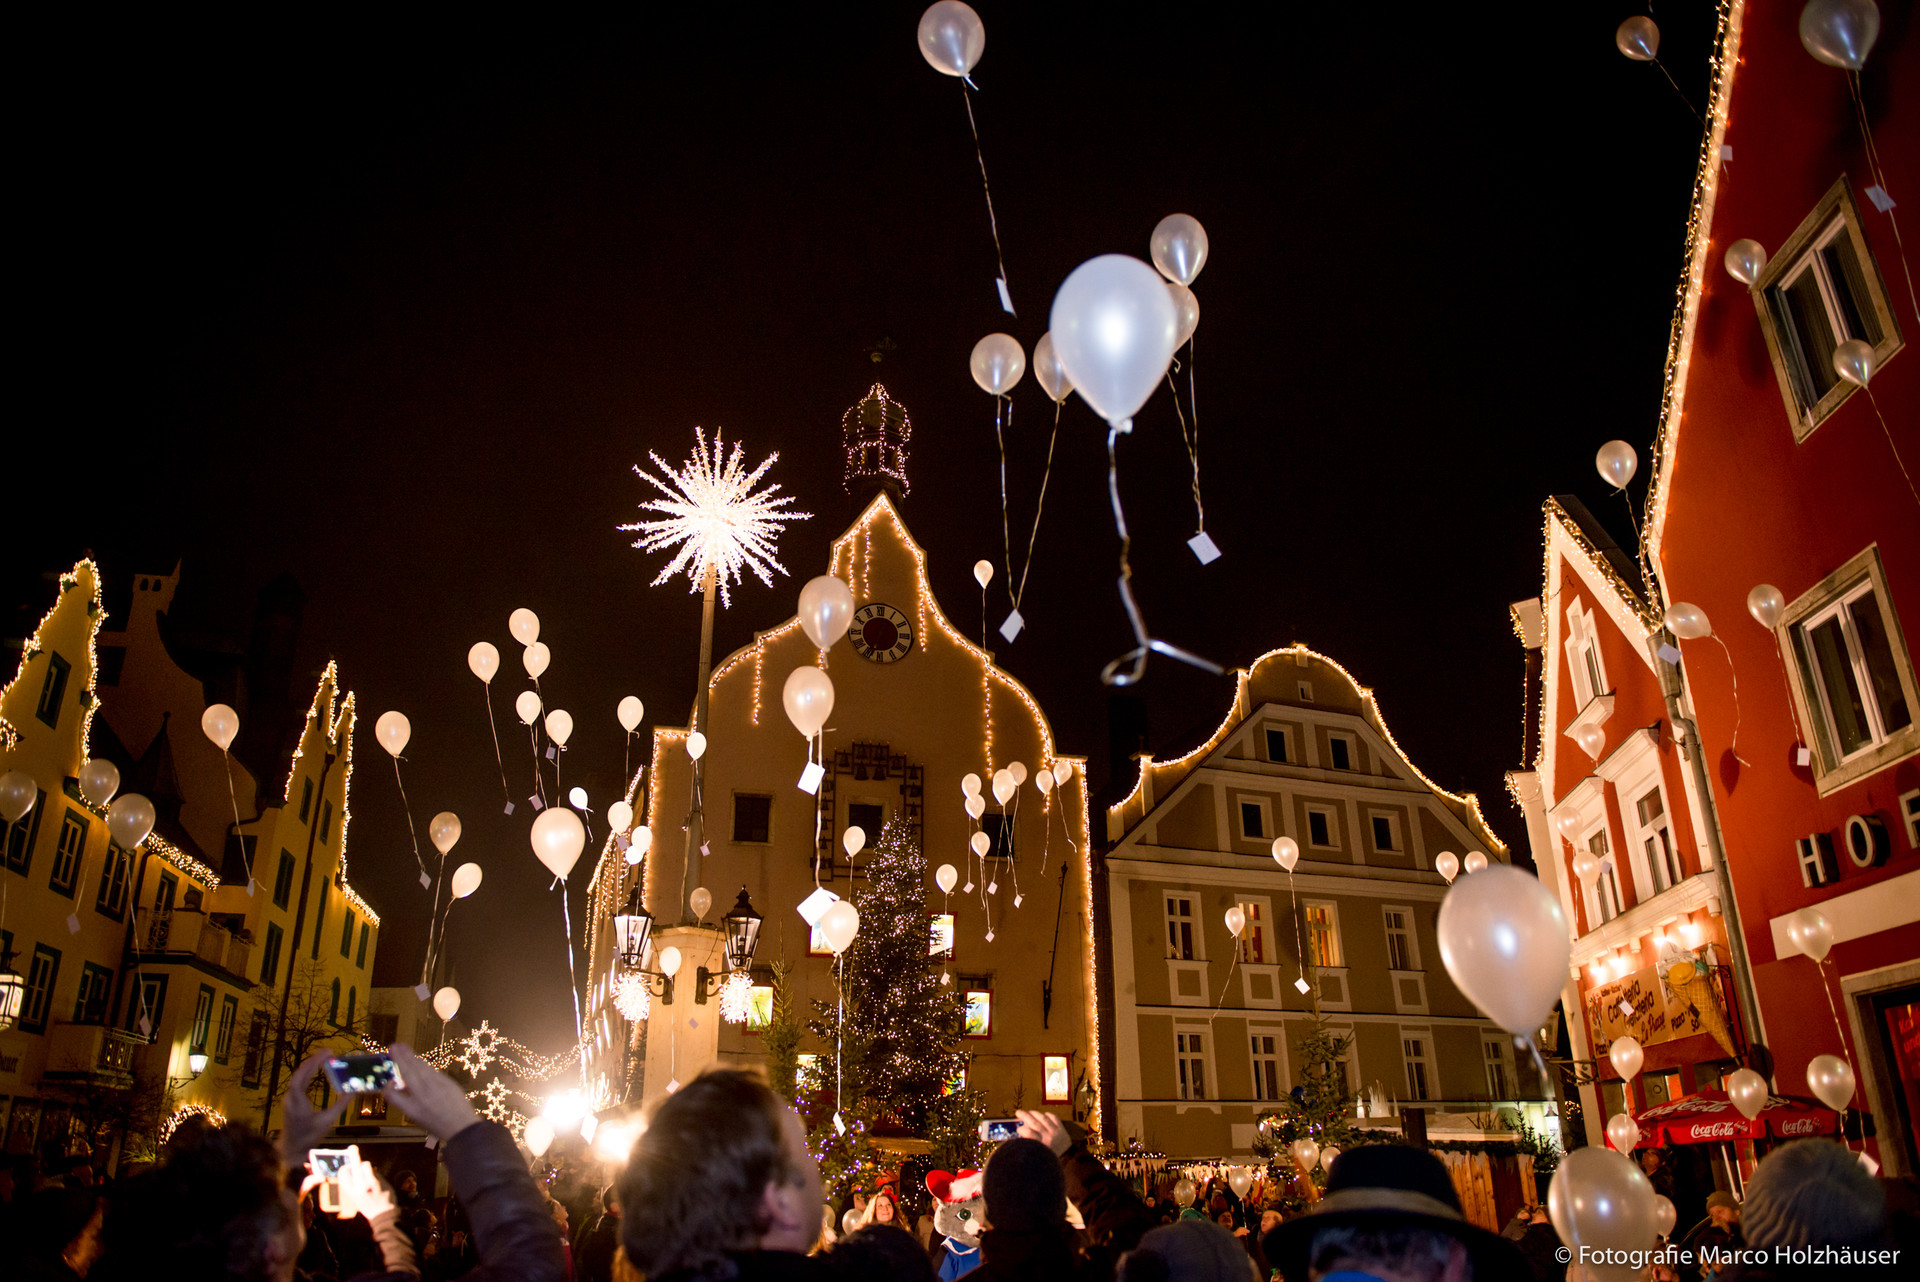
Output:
[323,1052,403,1096]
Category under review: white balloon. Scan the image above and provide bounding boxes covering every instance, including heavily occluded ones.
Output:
[991,769,1015,805]
[1052,761,1073,788]
[1746,584,1785,630]
[629,825,652,855]
[469,641,500,684]
[1035,770,1054,796]
[624,842,643,867]
[0,770,38,824]
[106,793,156,849]
[1724,238,1768,286]
[973,560,994,589]
[970,831,991,856]
[1727,1067,1768,1120]
[1226,1167,1252,1199]
[1032,332,1074,404]
[1548,1148,1658,1282]
[1610,1035,1645,1082]
[1607,1112,1642,1153]
[1800,0,1881,70]
[430,812,462,855]
[515,690,542,726]
[1272,837,1299,872]
[509,608,540,647]
[843,825,867,857]
[1615,15,1659,61]
[1287,1137,1321,1172]
[451,862,483,898]
[797,576,857,650]
[1150,214,1209,286]
[1167,283,1200,348]
[1664,603,1712,640]
[607,801,634,832]
[964,794,987,820]
[1007,761,1027,786]
[1435,851,1460,883]
[433,987,461,1021]
[1225,906,1246,938]
[1572,851,1601,885]
[970,333,1026,396]
[1833,337,1875,388]
[523,1116,554,1158]
[1807,1053,1856,1111]
[544,709,574,747]
[617,696,644,732]
[522,642,551,680]
[375,711,411,758]
[78,759,120,808]
[1437,865,1571,1037]
[782,666,835,740]
[962,772,982,797]
[658,945,683,978]
[935,863,959,894]
[820,900,860,954]
[569,787,589,810]
[690,887,712,920]
[917,0,984,77]
[201,703,239,752]
[1653,1194,1676,1239]
[686,731,707,761]
[1554,811,1582,838]
[530,807,587,881]
[1785,907,1834,962]
[1463,851,1489,875]
[1573,723,1607,760]
[1050,254,1180,427]
[1596,440,1638,490]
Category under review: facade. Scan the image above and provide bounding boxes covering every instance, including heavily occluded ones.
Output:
[1099,645,1545,1158]
[0,559,381,1167]
[1507,499,1747,1153]
[582,385,1100,1129]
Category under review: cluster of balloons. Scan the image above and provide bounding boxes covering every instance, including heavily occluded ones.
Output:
[3,766,154,853]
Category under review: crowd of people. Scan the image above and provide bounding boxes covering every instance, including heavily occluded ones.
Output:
[1,1061,1913,1281]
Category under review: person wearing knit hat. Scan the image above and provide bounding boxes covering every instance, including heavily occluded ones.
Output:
[965,1111,1159,1282]
[1116,1219,1259,1282]
[1738,1139,1885,1251]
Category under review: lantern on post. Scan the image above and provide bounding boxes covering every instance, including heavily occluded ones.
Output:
[612,886,655,972]
[722,886,764,972]
[0,945,24,1033]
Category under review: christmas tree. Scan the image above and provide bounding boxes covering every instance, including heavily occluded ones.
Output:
[1253,1016,1357,1202]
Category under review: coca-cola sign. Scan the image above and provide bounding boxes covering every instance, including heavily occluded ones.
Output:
[1778,1118,1821,1135]
[1681,1121,1755,1141]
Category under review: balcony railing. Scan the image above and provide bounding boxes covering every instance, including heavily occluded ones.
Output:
[42,1022,143,1087]
[133,909,254,981]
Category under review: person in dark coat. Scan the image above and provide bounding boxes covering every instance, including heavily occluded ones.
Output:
[1514,1203,1565,1282]
[575,1185,622,1282]
[967,1110,1158,1282]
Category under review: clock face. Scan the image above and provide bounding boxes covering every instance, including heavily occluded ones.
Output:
[850,603,914,664]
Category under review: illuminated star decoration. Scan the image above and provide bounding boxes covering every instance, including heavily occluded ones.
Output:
[473,1078,513,1123]
[621,427,810,609]
[456,1020,505,1077]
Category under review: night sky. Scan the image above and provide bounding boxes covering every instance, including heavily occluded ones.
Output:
[13,2,1724,1050]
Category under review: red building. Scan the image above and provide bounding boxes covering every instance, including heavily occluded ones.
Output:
[1518,1,1918,1177]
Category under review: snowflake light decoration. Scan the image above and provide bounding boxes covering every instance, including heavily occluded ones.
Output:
[474,1079,513,1123]
[621,427,810,609]
[612,972,651,1023]
[456,1020,505,1077]
[719,971,755,1024]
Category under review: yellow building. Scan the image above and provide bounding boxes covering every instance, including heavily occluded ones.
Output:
[1100,647,1549,1157]
[582,385,1101,1130]
[0,559,380,1166]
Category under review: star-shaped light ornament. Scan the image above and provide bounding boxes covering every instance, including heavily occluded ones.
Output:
[621,428,810,609]
[474,1079,513,1123]
[457,1020,505,1077]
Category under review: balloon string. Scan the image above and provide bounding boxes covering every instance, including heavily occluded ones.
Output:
[1617,486,1657,605]
[1850,73,1920,331]
[220,749,256,891]
[482,684,510,805]
[526,724,548,806]
[1650,58,1704,127]
[1864,387,1920,510]
[1708,634,1751,767]
[960,82,1011,311]
[1164,344,1206,534]
[1816,958,1861,1150]
[391,757,430,880]
[995,394,1013,599]
[1770,635,1808,753]
[1099,421,1226,686]
[1012,398,1063,612]
[559,880,585,1087]
[1288,870,1307,991]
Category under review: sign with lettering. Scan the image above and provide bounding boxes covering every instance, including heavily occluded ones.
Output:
[1584,959,1734,1062]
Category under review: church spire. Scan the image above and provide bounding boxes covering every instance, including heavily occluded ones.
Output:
[841,383,912,501]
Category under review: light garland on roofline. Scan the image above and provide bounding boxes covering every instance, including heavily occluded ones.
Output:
[278,664,379,925]
[0,559,107,755]
[145,834,221,890]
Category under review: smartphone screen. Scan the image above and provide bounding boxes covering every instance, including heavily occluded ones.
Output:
[308,1147,353,1178]
[324,1053,402,1096]
[979,1118,1021,1143]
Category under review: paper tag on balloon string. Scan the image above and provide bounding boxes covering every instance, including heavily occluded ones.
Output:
[1620,1001,1635,1016]
[424,1136,437,1150]
[414,983,431,1001]
[1188,531,1222,565]
[700,842,711,859]
[998,610,1025,643]
[420,871,432,889]
[545,746,557,761]
[798,762,825,794]
[1657,643,1683,665]
[1719,144,1733,165]
[1014,894,1023,908]
[1294,976,1312,995]
[995,277,1013,315]
[987,881,998,895]
[963,881,975,894]
[504,800,515,815]
[985,929,995,943]
[247,879,259,898]
[66,913,80,934]
[530,794,545,811]
[1859,1152,1881,1175]
[1795,745,1811,767]
[1866,185,1895,213]
[138,1015,152,1037]
[833,1111,848,1135]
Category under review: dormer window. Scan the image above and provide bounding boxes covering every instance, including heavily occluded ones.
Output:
[1565,599,1609,710]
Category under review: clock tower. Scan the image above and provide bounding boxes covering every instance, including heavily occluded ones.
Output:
[841,383,912,505]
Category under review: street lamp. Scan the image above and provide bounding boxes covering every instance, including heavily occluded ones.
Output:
[697,887,765,1024]
[189,1052,209,1076]
[0,946,24,1033]
[721,887,764,972]
[612,886,655,971]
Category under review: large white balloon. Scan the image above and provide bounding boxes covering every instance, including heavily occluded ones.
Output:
[917,1,984,77]
[433,987,461,1021]
[1032,332,1074,404]
[1664,603,1712,640]
[962,772,982,798]
[782,666,835,740]
[1610,1036,1644,1082]
[1052,760,1073,788]
[523,1116,554,1158]
[820,900,860,955]
[1596,441,1638,490]
[451,862,483,898]
[509,608,540,647]
[106,793,156,850]
[973,560,993,589]
[375,711,411,758]
[468,641,500,684]
[686,732,708,761]
[1724,239,1768,286]
[607,801,634,833]
[1437,865,1571,1037]
[935,863,959,894]
[1785,907,1834,962]
[689,887,712,920]
[1746,584,1785,629]
[1800,0,1880,70]
[797,576,856,650]
[1225,906,1246,938]
[1606,1112,1642,1153]
[1272,837,1299,872]
[970,831,991,857]
[523,642,551,680]
[1049,254,1180,427]
[617,696,644,732]
[991,769,1015,805]
[78,759,120,808]
[843,826,867,857]
[201,703,239,752]
[1653,1195,1676,1239]
[1463,851,1489,875]
[1007,761,1027,786]
[430,812,462,855]
[1572,851,1601,886]
[658,945,682,977]
[970,333,1026,396]
[1833,338,1875,388]
[515,690,542,726]
[1550,1147,1658,1281]
[1807,1053,1856,1111]
[0,771,38,824]
[544,709,574,747]
[568,786,589,810]
[530,807,587,881]
[1727,1067,1768,1120]
[964,794,987,821]
[1149,214,1209,286]
[1615,15,1659,60]
[1435,851,1460,883]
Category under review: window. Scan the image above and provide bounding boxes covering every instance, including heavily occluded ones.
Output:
[1176,1029,1209,1100]
[1402,1031,1433,1102]
[329,979,341,1025]
[4,789,45,873]
[847,802,885,839]
[747,985,774,1032]
[299,777,314,824]
[1250,1030,1283,1101]
[1483,1034,1512,1099]
[1304,902,1343,968]
[319,800,334,845]
[1754,179,1901,436]
[22,945,62,1034]
[1786,551,1916,786]
[1588,830,1622,925]
[1043,1054,1072,1103]
[1383,906,1418,971]
[346,986,356,1027]
[1298,681,1314,702]
[126,973,167,1037]
[340,909,355,958]
[1903,789,1920,848]
[982,813,1016,862]
[357,923,370,969]
[1264,728,1289,763]
[1165,895,1197,960]
[312,893,325,958]
[73,962,113,1024]
[216,995,238,1063]
[929,913,955,957]
[1370,813,1399,853]
[1305,807,1334,849]
[95,843,130,919]
[260,923,284,986]
[960,978,992,1038]
[273,851,296,909]
[1239,801,1266,840]
[191,985,214,1051]
[1565,599,1609,709]
[1637,787,1683,892]
[50,809,88,898]
[1236,897,1272,964]
[36,653,71,728]
[242,1010,268,1086]
[1328,736,1352,771]
[732,794,772,843]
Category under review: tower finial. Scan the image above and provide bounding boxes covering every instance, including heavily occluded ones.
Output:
[842,383,912,500]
